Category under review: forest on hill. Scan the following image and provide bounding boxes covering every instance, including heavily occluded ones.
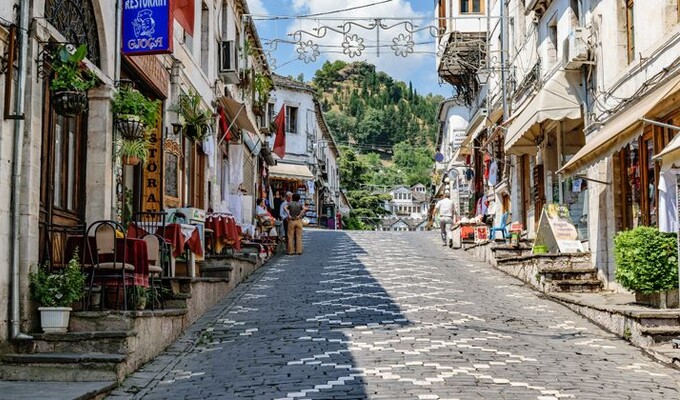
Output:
[309,61,445,229]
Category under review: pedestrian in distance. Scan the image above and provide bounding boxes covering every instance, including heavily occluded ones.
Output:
[279,191,293,240]
[284,193,308,255]
[434,192,455,246]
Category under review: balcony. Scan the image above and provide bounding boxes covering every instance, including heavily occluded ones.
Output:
[437,31,487,105]
[526,0,554,17]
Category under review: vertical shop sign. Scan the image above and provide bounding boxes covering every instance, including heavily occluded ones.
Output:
[142,128,162,211]
[122,0,173,55]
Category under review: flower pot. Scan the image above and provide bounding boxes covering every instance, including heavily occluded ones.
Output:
[38,307,72,333]
[115,114,147,140]
[51,90,88,117]
[252,104,264,117]
[122,155,140,166]
[184,125,206,141]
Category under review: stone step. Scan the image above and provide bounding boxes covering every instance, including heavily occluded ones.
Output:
[634,313,680,328]
[0,352,126,382]
[639,326,680,344]
[541,269,599,282]
[21,331,134,355]
[553,279,604,293]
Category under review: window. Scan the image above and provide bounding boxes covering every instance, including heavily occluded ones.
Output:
[626,0,635,63]
[547,19,558,65]
[438,0,447,32]
[461,0,483,14]
[286,106,298,133]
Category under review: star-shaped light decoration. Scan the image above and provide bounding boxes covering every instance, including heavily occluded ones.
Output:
[391,33,414,57]
[342,34,365,58]
[296,40,320,63]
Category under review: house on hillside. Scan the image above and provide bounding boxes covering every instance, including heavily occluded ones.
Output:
[385,185,430,220]
[379,217,430,232]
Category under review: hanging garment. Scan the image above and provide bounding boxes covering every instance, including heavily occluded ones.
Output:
[488,160,498,186]
[202,132,215,170]
[658,169,678,233]
[228,144,244,194]
[306,180,315,195]
[483,154,492,180]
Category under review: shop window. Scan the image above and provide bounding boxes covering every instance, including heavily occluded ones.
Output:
[626,0,635,63]
[460,0,483,14]
[286,106,298,133]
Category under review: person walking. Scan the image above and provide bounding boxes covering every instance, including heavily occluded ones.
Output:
[434,192,455,246]
[284,193,307,255]
[279,191,292,240]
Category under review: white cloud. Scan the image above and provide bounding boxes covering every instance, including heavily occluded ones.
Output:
[248,0,268,15]
[282,0,440,87]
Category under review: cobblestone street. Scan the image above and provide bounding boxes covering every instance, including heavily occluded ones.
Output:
[114,230,680,399]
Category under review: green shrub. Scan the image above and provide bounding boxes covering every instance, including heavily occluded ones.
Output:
[614,226,678,294]
[30,252,86,307]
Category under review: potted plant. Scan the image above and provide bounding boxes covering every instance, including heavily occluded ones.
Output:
[252,72,273,117]
[30,252,86,333]
[130,286,148,310]
[172,89,213,141]
[50,44,97,117]
[614,226,679,308]
[119,137,149,166]
[113,85,161,140]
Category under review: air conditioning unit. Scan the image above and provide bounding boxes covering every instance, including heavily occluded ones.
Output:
[565,27,588,69]
[219,40,239,83]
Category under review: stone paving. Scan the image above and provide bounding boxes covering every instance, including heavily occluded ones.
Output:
[111,230,680,399]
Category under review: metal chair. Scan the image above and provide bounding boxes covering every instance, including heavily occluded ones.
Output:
[132,211,167,237]
[41,223,85,271]
[141,234,167,310]
[85,220,136,310]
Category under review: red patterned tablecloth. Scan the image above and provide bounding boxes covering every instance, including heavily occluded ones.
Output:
[206,216,241,252]
[66,236,149,287]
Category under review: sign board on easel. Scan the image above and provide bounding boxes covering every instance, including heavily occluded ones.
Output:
[534,204,584,253]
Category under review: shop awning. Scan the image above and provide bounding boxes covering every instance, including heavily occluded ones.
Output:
[505,71,583,154]
[559,73,680,176]
[218,97,259,134]
[653,122,680,171]
[269,163,314,181]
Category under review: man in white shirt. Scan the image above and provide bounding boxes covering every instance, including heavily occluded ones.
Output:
[434,193,455,246]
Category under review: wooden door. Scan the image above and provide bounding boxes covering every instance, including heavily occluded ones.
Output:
[39,98,87,264]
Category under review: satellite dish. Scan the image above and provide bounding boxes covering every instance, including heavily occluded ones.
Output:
[447,169,459,180]
[435,152,444,162]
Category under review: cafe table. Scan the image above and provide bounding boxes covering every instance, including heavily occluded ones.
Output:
[127,222,203,277]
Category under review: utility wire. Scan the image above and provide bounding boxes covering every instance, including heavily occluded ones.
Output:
[250,0,395,20]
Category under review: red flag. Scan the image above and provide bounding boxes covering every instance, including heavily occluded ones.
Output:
[218,106,231,142]
[174,0,195,36]
[272,106,286,159]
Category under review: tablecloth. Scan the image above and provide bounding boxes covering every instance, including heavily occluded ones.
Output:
[66,236,149,287]
[206,215,241,252]
[128,222,203,258]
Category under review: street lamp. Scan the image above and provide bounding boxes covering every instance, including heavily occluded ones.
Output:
[476,68,491,86]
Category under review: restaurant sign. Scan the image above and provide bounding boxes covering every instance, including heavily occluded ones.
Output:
[142,127,162,212]
[122,0,173,55]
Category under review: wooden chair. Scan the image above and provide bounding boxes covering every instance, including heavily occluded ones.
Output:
[85,220,135,310]
[141,234,167,310]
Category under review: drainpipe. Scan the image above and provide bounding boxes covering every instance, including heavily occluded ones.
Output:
[10,0,32,340]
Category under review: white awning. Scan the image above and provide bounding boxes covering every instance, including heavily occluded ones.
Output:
[559,73,680,176]
[654,124,680,171]
[269,163,314,181]
[505,71,583,154]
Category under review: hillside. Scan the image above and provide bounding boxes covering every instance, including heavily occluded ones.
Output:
[313,61,442,151]
[309,61,444,229]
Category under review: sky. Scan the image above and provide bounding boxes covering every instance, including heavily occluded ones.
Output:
[249,0,453,97]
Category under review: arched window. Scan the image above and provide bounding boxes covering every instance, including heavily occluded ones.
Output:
[45,0,101,66]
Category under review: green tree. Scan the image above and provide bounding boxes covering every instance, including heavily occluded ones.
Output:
[325,111,355,144]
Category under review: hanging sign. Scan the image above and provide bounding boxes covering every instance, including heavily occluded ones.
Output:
[122,0,173,55]
[142,126,163,212]
[534,204,584,254]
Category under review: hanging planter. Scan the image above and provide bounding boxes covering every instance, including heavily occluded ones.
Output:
[184,124,208,141]
[113,85,160,139]
[51,90,89,117]
[119,138,149,166]
[49,44,97,117]
[171,89,213,142]
[115,114,146,140]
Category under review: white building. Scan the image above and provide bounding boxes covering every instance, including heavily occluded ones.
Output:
[435,0,680,290]
[386,185,430,220]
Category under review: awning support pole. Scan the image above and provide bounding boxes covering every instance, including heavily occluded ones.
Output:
[217,105,246,147]
[641,118,680,131]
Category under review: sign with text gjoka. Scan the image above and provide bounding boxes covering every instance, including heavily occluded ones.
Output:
[534,204,584,254]
[122,0,173,55]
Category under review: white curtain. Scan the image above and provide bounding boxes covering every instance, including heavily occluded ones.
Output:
[229,144,244,194]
